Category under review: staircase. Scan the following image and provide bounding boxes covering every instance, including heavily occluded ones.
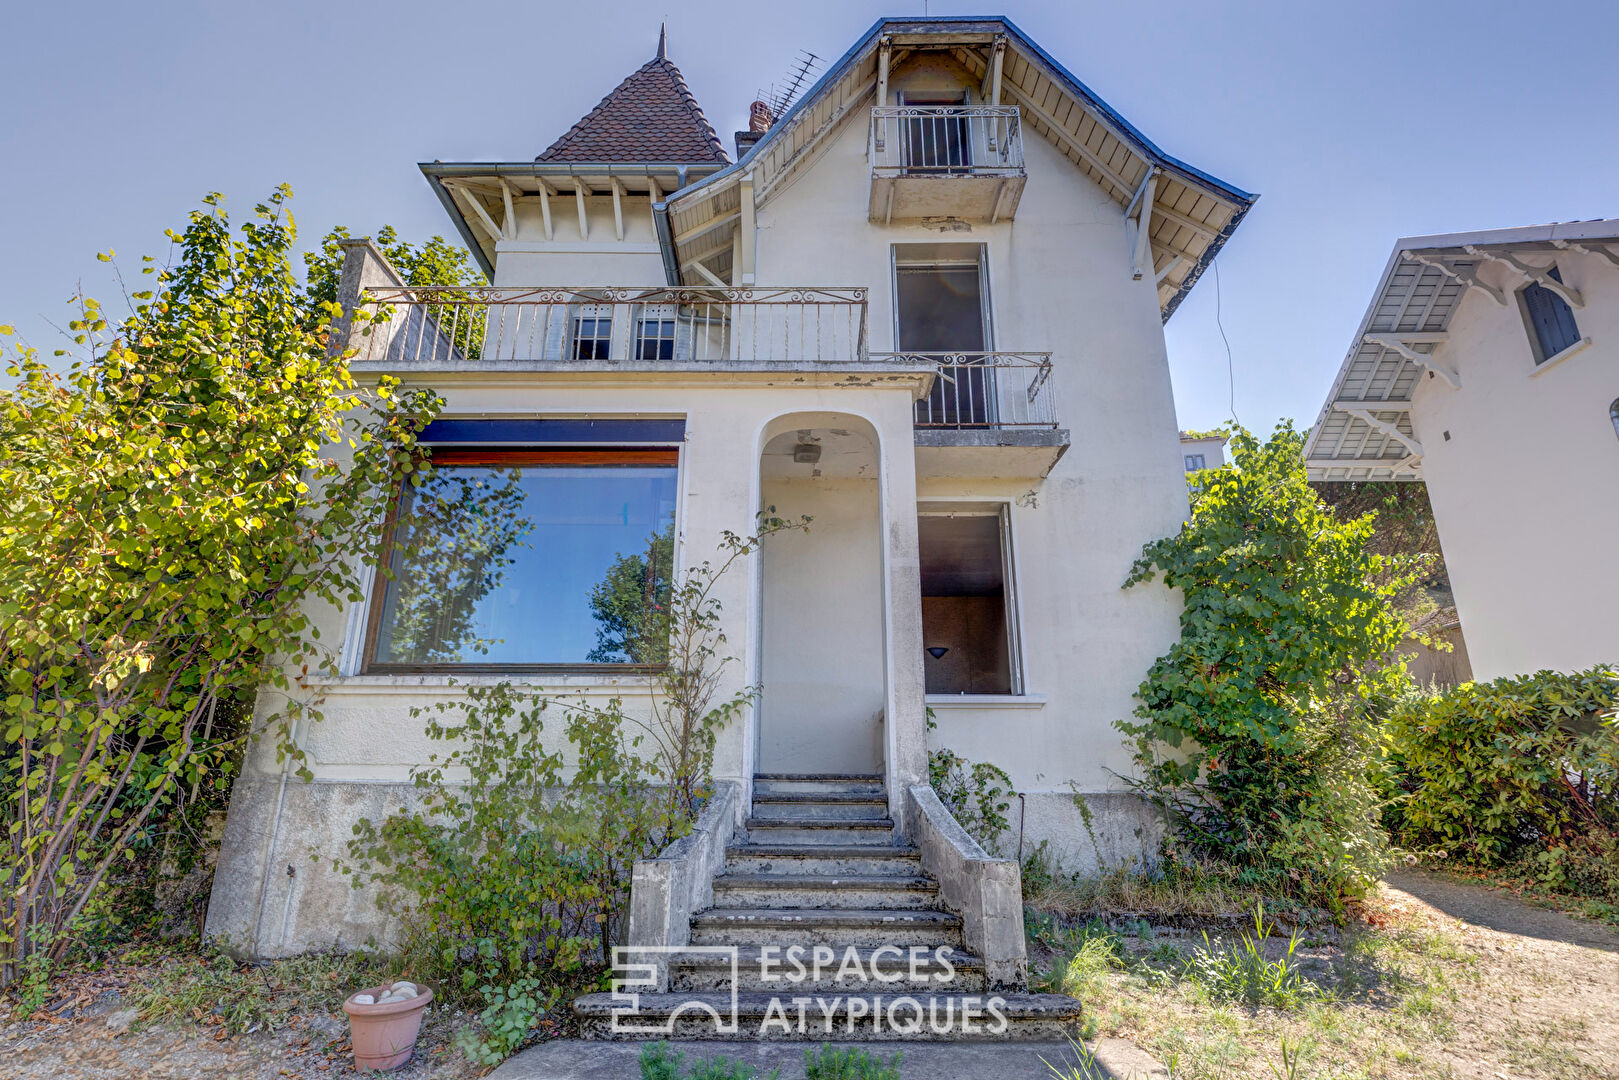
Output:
[574,774,1083,1040]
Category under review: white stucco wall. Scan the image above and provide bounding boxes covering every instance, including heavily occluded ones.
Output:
[754,77,1188,814]
[1409,249,1619,680]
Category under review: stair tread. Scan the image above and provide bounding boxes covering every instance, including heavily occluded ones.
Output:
[754,772,884,782]
[714,873,936,890]
[746,816,894,829]
[574,991,1082,1017]
[753,791,888,803]
[693,907,961,927]
[728,844,918,858]
[667,944,984,968]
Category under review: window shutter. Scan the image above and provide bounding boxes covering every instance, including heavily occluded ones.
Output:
[1523,266,1581,362]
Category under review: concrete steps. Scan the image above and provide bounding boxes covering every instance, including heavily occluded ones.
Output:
[581,772,1081,1040]
[573,991,1084,1041]
[711,872,938,909]
[665,944,987,992]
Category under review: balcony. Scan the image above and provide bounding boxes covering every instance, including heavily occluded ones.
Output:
[875,351,1069,479]
[868,106,1026,224]
[351,285,869,369]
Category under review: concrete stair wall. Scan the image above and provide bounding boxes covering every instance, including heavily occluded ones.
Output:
[575,772,1081,1041]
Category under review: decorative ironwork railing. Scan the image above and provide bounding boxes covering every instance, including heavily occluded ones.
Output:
[869,105,1024,174]
[874,352,1057,430]
[353,285,869,367]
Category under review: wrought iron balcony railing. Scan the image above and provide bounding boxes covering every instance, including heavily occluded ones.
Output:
[353,285,869,367]
[868,105,1024,175]
[873,352,1056,430]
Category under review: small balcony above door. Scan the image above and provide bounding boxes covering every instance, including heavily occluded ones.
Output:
[869,105,1026,224]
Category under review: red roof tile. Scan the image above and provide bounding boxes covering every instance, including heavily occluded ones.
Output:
[537,40,729,165]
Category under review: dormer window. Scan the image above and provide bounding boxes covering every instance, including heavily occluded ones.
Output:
[1520,265,1581,364]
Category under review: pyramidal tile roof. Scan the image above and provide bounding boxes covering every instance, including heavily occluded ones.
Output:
[536,27,729,165]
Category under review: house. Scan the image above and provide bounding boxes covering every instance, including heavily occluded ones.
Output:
[1305,220,1619,681]
[1178,430,1226,472]
[205,15,1255,1000]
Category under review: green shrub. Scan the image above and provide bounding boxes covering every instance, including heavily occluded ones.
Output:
[1387,666,1618,864]
[803,1045,903,1080]
[1120,425,1410,908]
[457,976,557,1065]
[640,1042,781,1080]
[928,745,1014,853]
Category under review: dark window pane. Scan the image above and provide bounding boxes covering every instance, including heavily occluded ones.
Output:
[637,318,676,360]
[573,316,612,359]
[1523,266,1581,362]
[373,460,677,666]
[918,514,1011,694]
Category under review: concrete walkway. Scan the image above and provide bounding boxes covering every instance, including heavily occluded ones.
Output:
[488,1038,1167,1079]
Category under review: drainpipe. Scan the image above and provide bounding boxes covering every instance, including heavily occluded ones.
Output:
[653,200,680,286]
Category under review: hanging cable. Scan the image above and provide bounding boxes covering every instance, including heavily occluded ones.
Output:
[1214,260,1240,428]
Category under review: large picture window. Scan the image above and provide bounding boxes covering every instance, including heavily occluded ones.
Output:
[366,449,678,670]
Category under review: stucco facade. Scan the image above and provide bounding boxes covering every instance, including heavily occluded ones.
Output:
[206,17,1255,955]
[1307,221,1619,681]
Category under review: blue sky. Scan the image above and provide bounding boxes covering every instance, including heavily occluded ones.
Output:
[3,0,1615,434]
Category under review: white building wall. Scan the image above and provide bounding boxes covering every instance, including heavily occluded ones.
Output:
[1409,250,1619,680]
[756,89,1187,863]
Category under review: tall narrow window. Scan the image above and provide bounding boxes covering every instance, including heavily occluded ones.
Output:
[1610,398,1619,443]
[367,448,677,669]
[918,510,1018,695]
[895,245,993,427]
[1521,265,1581,363]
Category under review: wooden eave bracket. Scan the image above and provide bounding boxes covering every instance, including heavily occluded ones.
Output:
[1363,332,1460,390]
[1465,245,1584,308]
[1552,238,1619,269]
[1127,169,1158,279]
[1403,250,1508,306]
[1338,406,1424,458]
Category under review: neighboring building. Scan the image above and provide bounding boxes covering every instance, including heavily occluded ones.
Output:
[207,17,1254,960]
[1178,430,1226,472]
[1305,220,1619,680]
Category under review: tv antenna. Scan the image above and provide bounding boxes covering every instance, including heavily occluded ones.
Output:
[762,51,822,119]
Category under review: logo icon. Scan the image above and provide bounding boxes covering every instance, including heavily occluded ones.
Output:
[609,945,741,1036]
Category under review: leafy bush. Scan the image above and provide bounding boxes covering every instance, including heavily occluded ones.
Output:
[928,745,1014,853]
[1120,425,1410,907]
[803,1044,903,1080]
[457,975,558,1065]
[1387,666,1618,863]
[0,188,436,988]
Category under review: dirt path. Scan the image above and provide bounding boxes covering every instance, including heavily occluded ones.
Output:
[1382,870,1619,1079]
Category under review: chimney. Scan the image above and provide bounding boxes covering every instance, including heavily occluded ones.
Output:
[733,99,774,158]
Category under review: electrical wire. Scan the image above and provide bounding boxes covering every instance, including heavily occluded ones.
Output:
[1214,260,1240,428]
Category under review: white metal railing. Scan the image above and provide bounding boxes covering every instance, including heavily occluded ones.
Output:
[869,105,1024,175]
[353,285,869,367]
[875,352,1056,429]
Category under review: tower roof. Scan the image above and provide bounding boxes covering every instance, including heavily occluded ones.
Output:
[537,29,729,165]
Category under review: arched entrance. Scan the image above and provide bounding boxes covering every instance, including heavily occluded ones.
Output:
[756,417,886,775]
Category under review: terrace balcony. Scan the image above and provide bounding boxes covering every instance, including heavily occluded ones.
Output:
[348,285,1067,478]
[868,105,1026,224]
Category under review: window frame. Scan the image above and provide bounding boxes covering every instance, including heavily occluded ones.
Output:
[1515,262,1583,366]
[1184,453,1207,472]
[916,501,1025,696]
[360,446,681,676]
[571,305,615,360]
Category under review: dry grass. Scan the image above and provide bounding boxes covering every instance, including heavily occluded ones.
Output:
[1025,872,1619,1079]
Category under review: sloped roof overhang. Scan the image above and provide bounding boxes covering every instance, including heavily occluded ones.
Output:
[658,16,1257,320]
[419,161,729,278]
[1304,219,1619,482]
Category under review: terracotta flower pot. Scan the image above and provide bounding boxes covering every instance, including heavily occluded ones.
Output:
[343,983,433,1071]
